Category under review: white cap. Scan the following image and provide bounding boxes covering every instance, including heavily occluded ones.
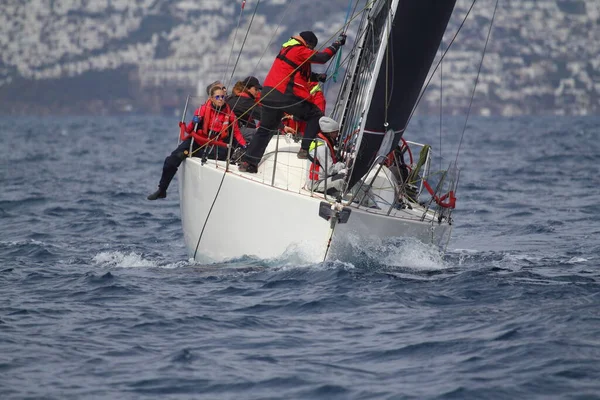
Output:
[319,116,339,133]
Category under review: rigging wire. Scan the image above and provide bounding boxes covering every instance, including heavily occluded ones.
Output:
[455,0,499,163]
[222,0,247,89]
[324,0,370,96]
[406,0,478,127]
[224,1,373,113]
[227,0,262,89]
[195,0,252,162]
[224,1,294,135]
[330,0,357,84]
[383,0,390,125]
[439,49,443,172]
[193,0,261,259]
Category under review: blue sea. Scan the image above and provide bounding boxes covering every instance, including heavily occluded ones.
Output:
[1,115,599,399]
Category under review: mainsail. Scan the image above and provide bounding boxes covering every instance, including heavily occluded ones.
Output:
[333,0,457,191]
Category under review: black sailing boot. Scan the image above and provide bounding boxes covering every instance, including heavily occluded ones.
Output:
[147,188,167,200]
[297,149,308,159]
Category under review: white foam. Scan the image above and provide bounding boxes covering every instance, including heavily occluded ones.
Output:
[567,257,588,264]
[91,251,185,269]
[337,235,449,271]
[2,239,48,247]
[380,240,448,271]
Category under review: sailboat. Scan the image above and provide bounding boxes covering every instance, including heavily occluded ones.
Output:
[177,0,474,263]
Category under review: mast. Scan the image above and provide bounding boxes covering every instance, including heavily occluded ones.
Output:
[339,0,457,191]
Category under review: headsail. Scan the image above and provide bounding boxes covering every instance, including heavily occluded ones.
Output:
[334,0,457,191]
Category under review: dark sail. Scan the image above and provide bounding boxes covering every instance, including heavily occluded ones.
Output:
[346,0,457,190]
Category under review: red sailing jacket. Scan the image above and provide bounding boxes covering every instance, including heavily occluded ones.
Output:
[309,82,326,113]
[183,100,247,148]
[263,37,336,100]
[280,82,326,135]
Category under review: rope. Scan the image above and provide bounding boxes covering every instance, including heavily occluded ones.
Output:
[455,0,499,163]
[193,169,228,260]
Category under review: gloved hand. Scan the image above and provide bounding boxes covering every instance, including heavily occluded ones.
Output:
[316,73,327,83]
[283,126,296,134]
[332,33,347,49]
[192,115,200,124]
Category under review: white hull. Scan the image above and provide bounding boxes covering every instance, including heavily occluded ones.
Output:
[179,138,452,264]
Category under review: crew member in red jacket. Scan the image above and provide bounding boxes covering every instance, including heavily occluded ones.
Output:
[281,81,326,138]
[147,86,247,200]
[239,30,346,173]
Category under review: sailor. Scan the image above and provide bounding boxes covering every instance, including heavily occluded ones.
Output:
[206,80,226,96]
[226,76,262,144]
[306,116,347,196]
[280,81,325,139]
[147,86,247,200]
[239,30,347,173]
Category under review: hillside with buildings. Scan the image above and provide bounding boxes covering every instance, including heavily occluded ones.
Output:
[0,0,598,116]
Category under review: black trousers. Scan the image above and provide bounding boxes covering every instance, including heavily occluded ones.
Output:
[243,88,323,166]
[158,137,228,191]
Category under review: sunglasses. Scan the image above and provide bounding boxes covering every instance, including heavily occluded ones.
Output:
[213,95,225,100]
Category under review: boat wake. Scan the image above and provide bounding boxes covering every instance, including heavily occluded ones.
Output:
[329,236,449,271]
[92,251,189,269]
[90,240,449,279]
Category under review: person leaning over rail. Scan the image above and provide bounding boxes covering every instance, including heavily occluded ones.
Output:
[238,30,347,173]
[147,86,247,200]
[305,116,347,196]
[226,76,262,145]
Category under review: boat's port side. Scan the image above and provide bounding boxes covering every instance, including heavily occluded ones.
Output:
[179,156,332,262]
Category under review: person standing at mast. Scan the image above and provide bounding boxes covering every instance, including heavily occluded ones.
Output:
[239,30,347,173]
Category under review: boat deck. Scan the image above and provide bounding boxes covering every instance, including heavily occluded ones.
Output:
[197,136,439,224]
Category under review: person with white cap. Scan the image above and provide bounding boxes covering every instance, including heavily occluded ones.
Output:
[305,116,347,196]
